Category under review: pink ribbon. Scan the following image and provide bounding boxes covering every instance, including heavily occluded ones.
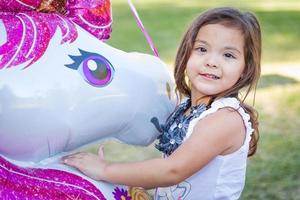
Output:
[127,0,160,57]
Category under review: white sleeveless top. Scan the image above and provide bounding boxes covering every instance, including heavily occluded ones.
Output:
[154,97,254,200]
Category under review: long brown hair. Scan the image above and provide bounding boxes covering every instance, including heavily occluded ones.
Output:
[174,7,261,157]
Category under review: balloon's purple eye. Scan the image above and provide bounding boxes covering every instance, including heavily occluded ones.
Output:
[65,49,115,87]
[82,56,114,87]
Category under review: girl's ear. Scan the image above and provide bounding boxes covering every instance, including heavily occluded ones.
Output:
[240,73,245,79]
[236,74,244,83]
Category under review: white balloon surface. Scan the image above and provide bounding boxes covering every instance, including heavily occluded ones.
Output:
[0,0,175,199]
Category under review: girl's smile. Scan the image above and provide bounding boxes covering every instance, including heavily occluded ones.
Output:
[199,72,220,80]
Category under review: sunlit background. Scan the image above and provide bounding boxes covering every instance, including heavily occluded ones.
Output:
[88,1,300,199]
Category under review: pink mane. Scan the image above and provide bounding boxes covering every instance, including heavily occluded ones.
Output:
[0,0,112,69]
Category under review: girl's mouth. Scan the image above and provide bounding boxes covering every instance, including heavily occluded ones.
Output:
[200,73,220,80]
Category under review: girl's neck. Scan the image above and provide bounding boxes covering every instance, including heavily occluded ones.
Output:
[183,94,210,117]
[190,88,212,107]
[190,95,211,107]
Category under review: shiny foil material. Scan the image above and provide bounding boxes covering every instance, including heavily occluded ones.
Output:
[0,0,176,198]
[0,0,112,68]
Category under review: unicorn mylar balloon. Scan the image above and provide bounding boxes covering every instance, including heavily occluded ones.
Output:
[0,0,176,199]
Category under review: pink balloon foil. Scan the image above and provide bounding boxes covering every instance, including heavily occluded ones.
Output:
[0,0,112,69]
[0,156,107,199]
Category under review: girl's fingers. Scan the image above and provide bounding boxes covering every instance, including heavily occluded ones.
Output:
[62,152,87,165]
[97,145,105,159]
[64,152,87,159]
[63,156,85,168]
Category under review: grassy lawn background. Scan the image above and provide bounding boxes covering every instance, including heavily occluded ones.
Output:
[108,0,300,65]
[88,1,300,199]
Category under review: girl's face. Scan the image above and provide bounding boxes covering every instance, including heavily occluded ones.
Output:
[186,23,245,101]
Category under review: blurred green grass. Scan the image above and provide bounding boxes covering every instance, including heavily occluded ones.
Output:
[242,79,300,199]
[88,1,300,199]
[107,0,300,65]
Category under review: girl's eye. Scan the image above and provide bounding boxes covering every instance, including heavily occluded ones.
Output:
[224,53,236,59]
[198,47,207,53]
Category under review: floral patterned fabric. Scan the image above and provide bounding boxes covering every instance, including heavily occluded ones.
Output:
[152,99,207,156]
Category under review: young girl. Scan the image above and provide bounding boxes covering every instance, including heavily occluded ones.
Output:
[63,7,261,200]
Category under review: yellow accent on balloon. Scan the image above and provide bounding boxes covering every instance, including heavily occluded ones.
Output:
[128,187,151,200]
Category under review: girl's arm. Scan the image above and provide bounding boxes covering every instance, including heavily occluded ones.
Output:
[63,148,182,189]
[62,108,245,189]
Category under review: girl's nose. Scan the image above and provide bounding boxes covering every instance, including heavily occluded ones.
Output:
[205,62,217,68]
[205,58,218,68]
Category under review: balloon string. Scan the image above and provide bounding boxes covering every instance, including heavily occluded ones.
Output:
[127,0,160,58]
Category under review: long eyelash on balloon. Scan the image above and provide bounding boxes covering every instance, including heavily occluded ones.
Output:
[65,49,101,70]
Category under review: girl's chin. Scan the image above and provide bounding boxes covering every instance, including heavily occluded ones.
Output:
[192,85,221,95]
[191,89,219,98]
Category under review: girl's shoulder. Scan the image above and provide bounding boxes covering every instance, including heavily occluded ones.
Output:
[185,97,254,140]
[203,97,251,125]
[209,97,241,113]
[184,97,254,156]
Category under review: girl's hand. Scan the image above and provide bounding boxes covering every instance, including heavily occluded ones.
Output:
[62,145,108,181]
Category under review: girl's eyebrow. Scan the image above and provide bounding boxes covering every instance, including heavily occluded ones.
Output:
[224,47,242,55]
[195,40,209,45]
